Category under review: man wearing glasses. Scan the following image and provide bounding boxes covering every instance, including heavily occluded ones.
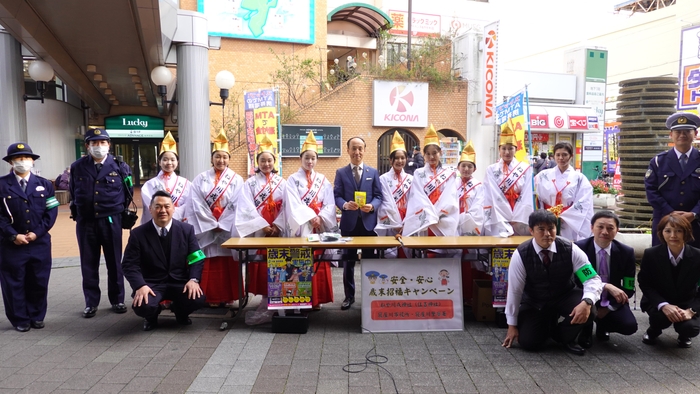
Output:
[645,112,700,247]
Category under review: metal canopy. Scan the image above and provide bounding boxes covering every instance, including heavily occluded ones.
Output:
[327,3,393,37]
[0,0,165,114]
[614,0,676,14]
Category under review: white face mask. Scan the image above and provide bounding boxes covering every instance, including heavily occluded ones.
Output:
[12,160,33,174]
[90,145,109,159]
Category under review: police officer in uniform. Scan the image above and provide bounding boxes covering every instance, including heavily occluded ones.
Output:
[0,143,58,332]
[70,128,133,318]
[645,112,700,247]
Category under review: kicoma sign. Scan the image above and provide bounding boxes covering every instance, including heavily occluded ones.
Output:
[373,80,429,127]
[104,115,165,138]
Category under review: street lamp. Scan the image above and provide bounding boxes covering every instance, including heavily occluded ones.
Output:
[210,70,235,107]
[150,66,178,106]
[23,60,54,103]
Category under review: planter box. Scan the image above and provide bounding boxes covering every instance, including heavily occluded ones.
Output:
[593,193,616,209]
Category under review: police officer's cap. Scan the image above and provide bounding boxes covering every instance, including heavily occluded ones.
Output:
[3,142,39,163]
[666,112,700,131]
[85,128,110,142]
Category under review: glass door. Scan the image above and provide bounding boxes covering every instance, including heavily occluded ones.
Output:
[138,144,159,186]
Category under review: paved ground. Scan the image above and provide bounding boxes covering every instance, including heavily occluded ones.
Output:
[1,204,700,393]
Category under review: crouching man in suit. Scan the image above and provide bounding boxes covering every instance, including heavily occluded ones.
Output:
[575,211,638,348]
[122,190,206,331]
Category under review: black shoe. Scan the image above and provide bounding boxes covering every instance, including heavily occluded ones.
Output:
[30,321,44,329]
[578,333,592,349]
[677,336,692,348]
[642,330,659,345]
[111,303,127,314]
[341,297,355,310]
[596,330,610,341]
[82,306,98,318]
[564,341,586,356]
[14,324,30,332]
[143,318,158,331]
[175,314,192,325]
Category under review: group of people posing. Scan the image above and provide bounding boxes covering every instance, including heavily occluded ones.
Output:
[1,111,699,355]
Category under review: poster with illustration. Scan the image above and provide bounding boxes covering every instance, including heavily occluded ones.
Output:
[267,247,313,309]
[491,248,515,307]
[361,258,462,333]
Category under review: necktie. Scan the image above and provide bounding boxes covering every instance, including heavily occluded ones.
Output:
[160,227,168,238]
[354,165,361,184]
[19,179,26,192]
[540,250,551,267]
[680,153,688,171]
[598,249,609,307]
[95,163,103,172]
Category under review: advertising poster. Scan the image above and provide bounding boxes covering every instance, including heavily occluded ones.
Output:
[244,89,279,175]
[678,25,700,110]
[373,80,429,127]
[481,21,499,125]
[604,123,620,174]
[388,10,441,37]
[495,92,527,161]
[199,0,315,44]
[267,247,313,309]
[492,248,514,307]
[361,258,463,333]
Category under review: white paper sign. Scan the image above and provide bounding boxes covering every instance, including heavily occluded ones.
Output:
[361,258,463,333]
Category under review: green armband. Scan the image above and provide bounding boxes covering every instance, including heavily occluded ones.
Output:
[575,264,597,283]
[123,175,133,187]
[188,250,206,265]
[623,277,635,290]
[45,196,59,210]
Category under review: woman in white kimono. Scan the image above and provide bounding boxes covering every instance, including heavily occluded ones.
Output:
[375,131,436,258]
[284,131,336,309]
[140,132,191,224]
[483,125,534,236]
[237,134,287,311]
[189,130,266,307]
[535,141,593,241]
[457,141,491,303]
[405,125,458,255]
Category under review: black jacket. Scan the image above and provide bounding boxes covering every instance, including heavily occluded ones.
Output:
[638,244,700,312]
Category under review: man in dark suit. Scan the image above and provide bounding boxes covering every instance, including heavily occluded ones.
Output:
[334,137,382,310]
[406,146,424,175]
[70,128,133,318]
[639,214,700,348]
[645,112,700,247]
[0,143,58,332]
[122,190,206,331]
[575,211,637,347]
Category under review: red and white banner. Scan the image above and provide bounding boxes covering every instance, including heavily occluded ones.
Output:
[481,21,499,125]
[678,25,700,111]
[361,258,463,333]
[529,107,598,131]
[373,80,429,127]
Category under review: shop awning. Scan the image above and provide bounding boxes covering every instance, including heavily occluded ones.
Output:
[327,3,393,36]
[527,105,600,133]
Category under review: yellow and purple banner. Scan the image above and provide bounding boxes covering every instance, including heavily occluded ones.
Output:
[245,89,279,175]
[267,247,313,309]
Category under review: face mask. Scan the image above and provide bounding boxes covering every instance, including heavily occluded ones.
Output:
[90,145,109,159]
[12,160,33,174]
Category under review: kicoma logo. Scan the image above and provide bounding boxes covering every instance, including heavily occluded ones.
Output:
[389,85,414,113]
[485,30,497,49]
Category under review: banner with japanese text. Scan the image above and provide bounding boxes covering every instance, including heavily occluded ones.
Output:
[267,247,313,309]
[245,89,279,176]
[495,92,527,161]
[492,248,514,307]
[361,258,463,333]
[678,25,700,111]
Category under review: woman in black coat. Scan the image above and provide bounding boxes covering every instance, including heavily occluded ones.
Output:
[638,213,700,348]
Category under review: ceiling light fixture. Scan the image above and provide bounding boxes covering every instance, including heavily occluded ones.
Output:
[86,64,96,73]
[128,67,138,75]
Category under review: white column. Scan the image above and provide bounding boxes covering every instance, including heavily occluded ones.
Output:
[0,28,28,148]
[172,10,210,180]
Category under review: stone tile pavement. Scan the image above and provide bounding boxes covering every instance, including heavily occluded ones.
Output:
[0,209,699,393]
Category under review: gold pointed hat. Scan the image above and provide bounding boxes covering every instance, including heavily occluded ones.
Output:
[390,131,406,153]
[159,131,177,155]
[459,141,476,164]
[300,130,317,153]
[212,129,229,153]
[257,133,275,155]
[499,122,516,146]
[424,124,440,148]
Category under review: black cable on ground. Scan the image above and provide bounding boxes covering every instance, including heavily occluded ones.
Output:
[342,326,399,394]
